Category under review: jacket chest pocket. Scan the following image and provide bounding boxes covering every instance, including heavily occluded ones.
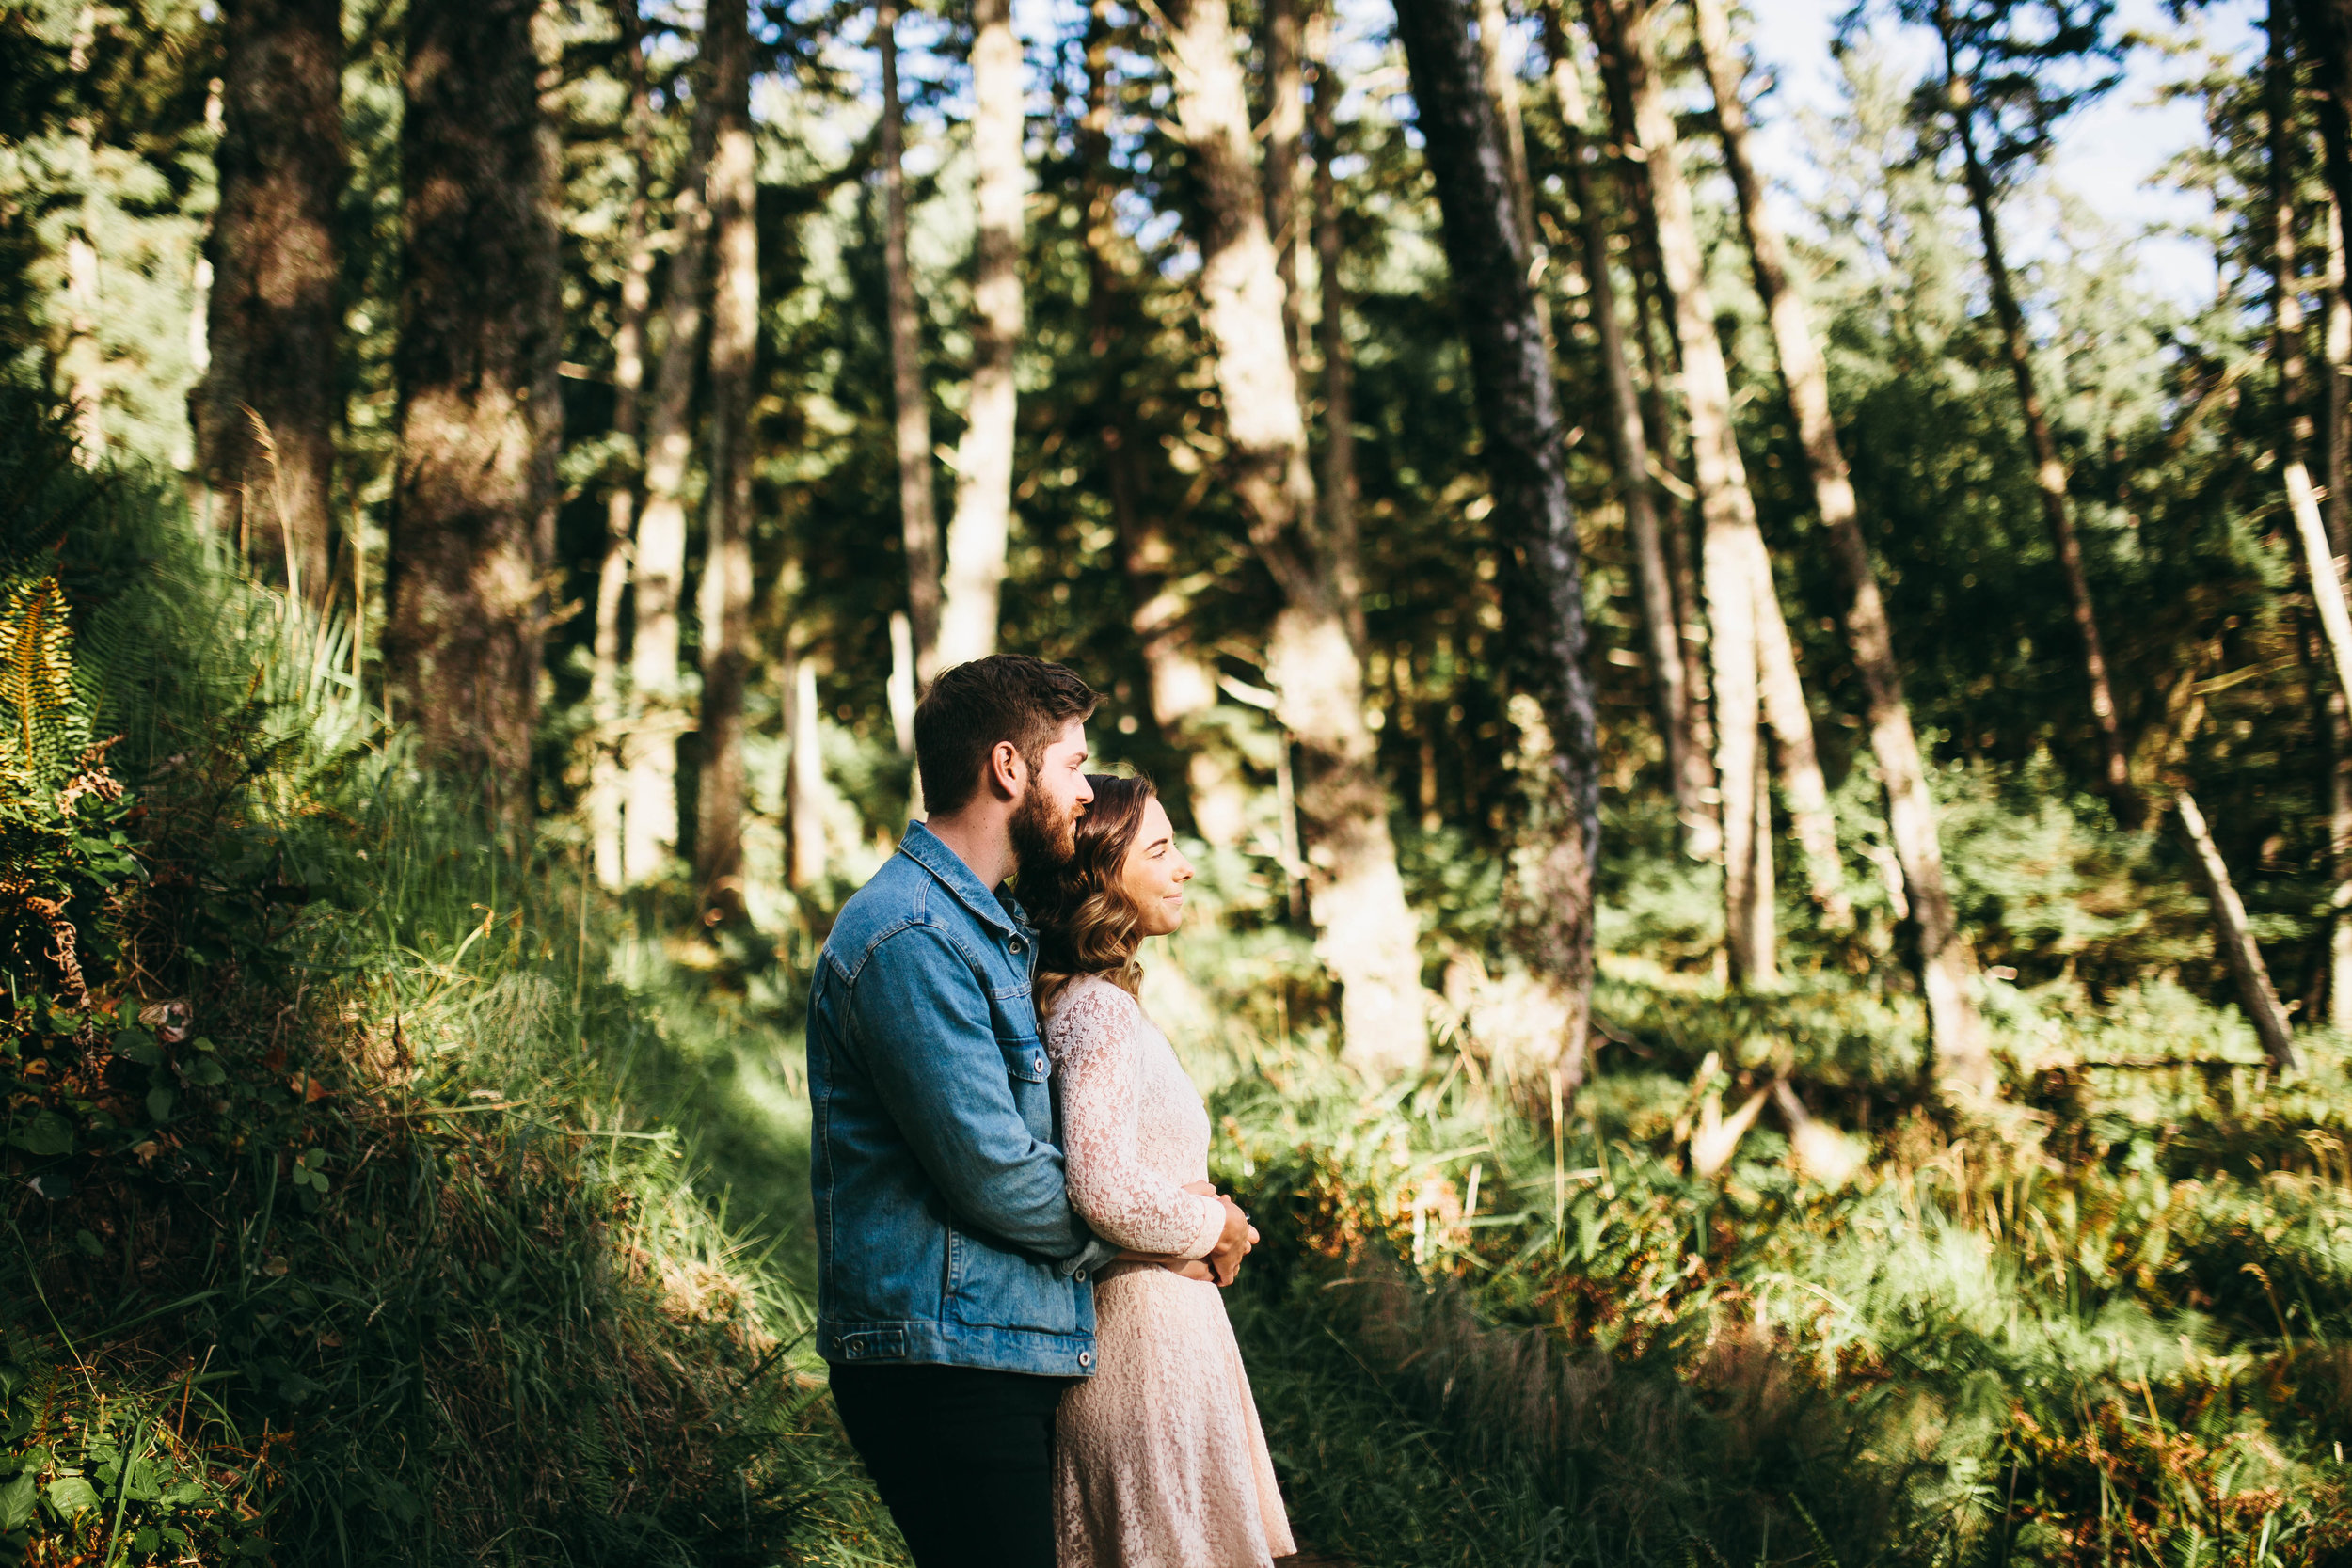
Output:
[996,1032,1053,1137]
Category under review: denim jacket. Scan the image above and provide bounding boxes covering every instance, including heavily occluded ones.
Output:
[807,822,1120,1377]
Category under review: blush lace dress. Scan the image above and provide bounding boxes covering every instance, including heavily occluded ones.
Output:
[1044,975,1296,1568]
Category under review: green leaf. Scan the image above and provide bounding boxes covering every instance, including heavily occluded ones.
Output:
[183,1057,225,1087]
[9,1111,72,1156]
[145,1085,176,1123]
[44,1475,98,1516]
[72,1229,102,1259]
[0,1471,32,1532]
[111,1028,161,1065]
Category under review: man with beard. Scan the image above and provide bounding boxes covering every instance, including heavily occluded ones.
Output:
[806,654,1120,1568]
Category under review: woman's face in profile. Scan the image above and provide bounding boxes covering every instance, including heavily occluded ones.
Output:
[1118,796,1193,937]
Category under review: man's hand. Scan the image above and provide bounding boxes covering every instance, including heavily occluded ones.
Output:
[1115,1247,1216,1282]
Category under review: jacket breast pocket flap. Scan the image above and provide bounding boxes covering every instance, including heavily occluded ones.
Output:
[998,1036,1050,1084]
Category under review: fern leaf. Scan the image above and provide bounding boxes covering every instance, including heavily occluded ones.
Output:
[0,575,77,771]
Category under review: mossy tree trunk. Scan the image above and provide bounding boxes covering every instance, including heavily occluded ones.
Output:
[1392,0,1598,1092]
[388,0,563,822]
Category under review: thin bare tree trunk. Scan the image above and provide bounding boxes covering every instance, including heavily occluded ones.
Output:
[200,0,344,606]
[1603,0,1834,982]
[1749,534,1851,926]
[882,0,944,682]
[389,0,563,822]
[620,87,717,881]
[588,0,652,889]
[697,0,757,923]
[1160,0,1429,1075]
[936,0,1024,668]
[1545,29,1709,853]
[1939,21,2136,824]
[1393,0,1600,1096]
[1693,0,1987,1092]
[2327,196,2352,1028]
[784,653,829,887]
[1263,0,1307,370]
[2175,791,2297,1069]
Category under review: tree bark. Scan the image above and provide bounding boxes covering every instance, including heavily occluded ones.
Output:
[1938,22,2137,824]
[2327,196,2352,1028]
[389,0,563,820]
[1601,0,1836,982]
[1263,0,1307,371]
[783,652,829,887]
[1692,0,1988,1093]
[882,0,945,683]
[1749,534,1851,926]
[1393,0,1599,1095]
[199,0,345,608]
[61,6,104,467]
[1311,1,1367,657]
[1160,0,1429,1075]
[620,87,717,882]
[1544,30,1709,853]
[588,0,653,890]
[2175,791,2297,1069]
[697,0,757,923]
[936,0,1025,669]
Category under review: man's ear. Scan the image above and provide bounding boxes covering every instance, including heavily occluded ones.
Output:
[985,739,1025,801]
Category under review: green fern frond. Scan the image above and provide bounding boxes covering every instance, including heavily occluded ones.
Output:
[0,575,78,772]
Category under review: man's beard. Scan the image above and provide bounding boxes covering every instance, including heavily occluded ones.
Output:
[1008,779,1078,874]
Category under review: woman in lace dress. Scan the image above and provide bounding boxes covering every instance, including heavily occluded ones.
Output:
[1021,776,1296,1568]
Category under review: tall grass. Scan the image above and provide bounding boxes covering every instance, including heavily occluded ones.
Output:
[0,428,898,1563]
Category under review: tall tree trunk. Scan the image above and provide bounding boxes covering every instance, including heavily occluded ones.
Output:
[1601,0,1840,981]
[389,0,563,821]
[1263,0,1306,371]
[882,0,944,683]
[2175,791,2297,1069]
[1310,0,1368,658]
[61,5,104,467]
[1939,24,2136,824]
[1393,0,1599,1093]
[697,0,757,923]
[1749,535,1851,926]
[588,0,653,890]
[936,0,1024,669]
[1544,26,1710,854]
[2327,196,2352,1028]
[620,88,717,881]
[784,652,829,887]
[1082,0,1236,840]
[199,0,345,608]
[1692,0,1988,1094]
[1160,0,1429,1075]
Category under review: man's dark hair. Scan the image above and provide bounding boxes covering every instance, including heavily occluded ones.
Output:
[914,655,1099,814]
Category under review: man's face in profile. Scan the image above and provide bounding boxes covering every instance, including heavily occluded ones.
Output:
[1008,720,1091,871]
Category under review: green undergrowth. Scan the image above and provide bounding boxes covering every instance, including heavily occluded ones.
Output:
[1205,953,2352,1567]
[0,404,898,1565]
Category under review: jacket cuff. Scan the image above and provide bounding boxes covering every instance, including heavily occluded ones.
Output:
[1182,1195,1228,1260]
[1060,1232,1121,1278]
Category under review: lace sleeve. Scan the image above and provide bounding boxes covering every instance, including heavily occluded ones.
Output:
[1046,979,1228,1259]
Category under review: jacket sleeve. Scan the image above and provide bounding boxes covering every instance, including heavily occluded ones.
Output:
[1048,980,1229,1259]
[847,925,1094,1260]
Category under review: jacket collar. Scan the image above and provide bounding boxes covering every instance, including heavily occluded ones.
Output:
[898,820,1030,937]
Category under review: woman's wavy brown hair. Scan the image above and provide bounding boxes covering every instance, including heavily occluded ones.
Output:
[1023,773,1157,1017]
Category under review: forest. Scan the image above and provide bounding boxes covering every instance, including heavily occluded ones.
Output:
[6,0,2352,1557]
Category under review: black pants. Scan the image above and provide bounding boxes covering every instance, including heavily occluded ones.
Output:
[830,1360,1077,1568]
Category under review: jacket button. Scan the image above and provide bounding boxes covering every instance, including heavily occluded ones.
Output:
[1009,935,1026,953]
[1079,1352,1092,1367]
[1073,1269,1087,1281]
[1035,1057,1047,1073]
